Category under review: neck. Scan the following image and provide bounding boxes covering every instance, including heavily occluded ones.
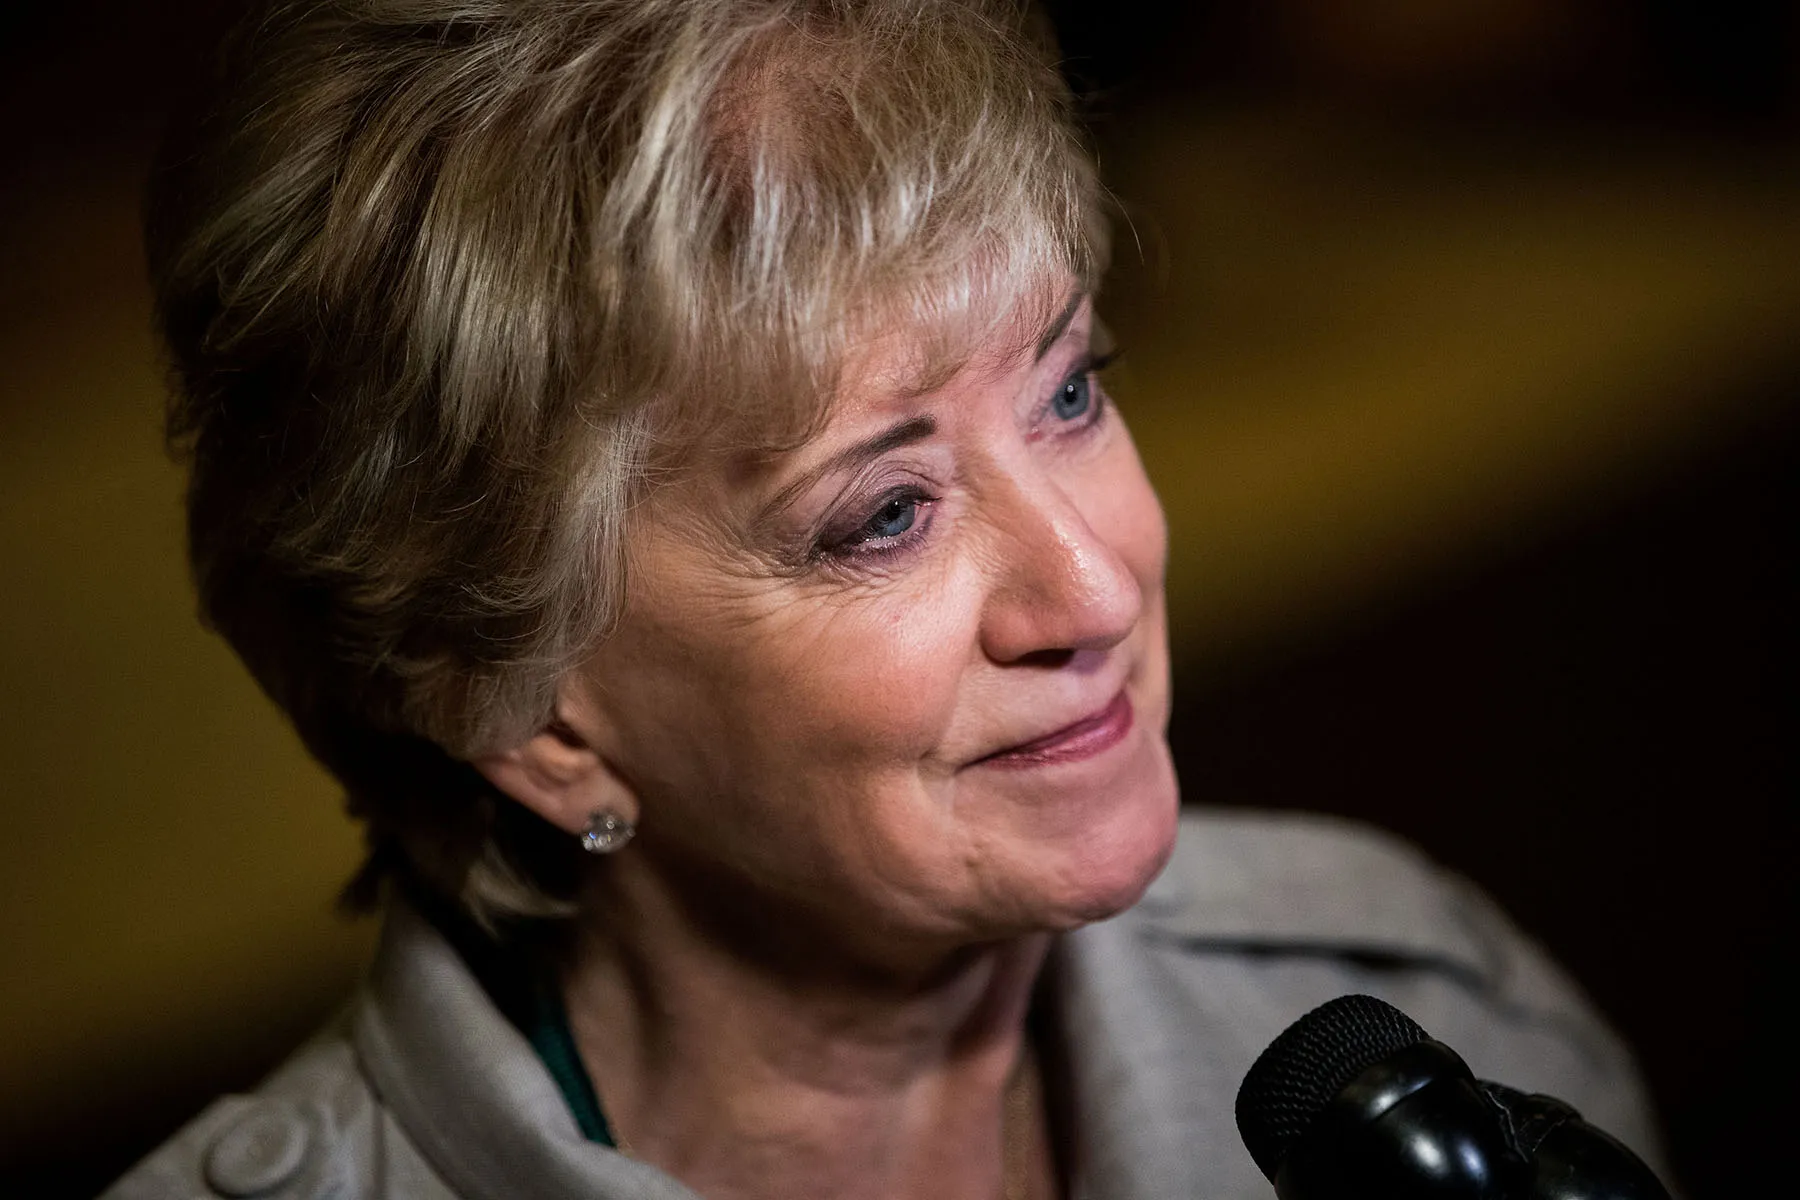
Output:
[560,852,1058,1200]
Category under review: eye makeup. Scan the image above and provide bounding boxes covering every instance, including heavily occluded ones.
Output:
[773,308,1122,572]
[813,481,941,562]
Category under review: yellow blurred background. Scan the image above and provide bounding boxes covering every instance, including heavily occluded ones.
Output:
[2,2,1794,1195]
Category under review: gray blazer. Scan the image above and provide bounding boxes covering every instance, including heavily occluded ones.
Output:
[104,809,1665,1199]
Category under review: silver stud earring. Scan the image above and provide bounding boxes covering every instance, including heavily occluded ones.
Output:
[580,809,636,855]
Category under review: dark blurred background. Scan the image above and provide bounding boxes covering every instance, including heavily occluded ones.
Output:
[2,2,1794,1196]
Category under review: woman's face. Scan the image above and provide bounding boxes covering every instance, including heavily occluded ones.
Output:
[563,290,1178,967]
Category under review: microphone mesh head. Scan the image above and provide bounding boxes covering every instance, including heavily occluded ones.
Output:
[1235,994,1430,1182]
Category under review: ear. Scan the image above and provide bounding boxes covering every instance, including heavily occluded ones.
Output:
[473,718,640,839]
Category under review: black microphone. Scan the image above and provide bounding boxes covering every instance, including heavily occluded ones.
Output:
[1234,994,1672,1200]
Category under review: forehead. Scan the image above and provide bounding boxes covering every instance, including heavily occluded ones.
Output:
[861,283,1083,394]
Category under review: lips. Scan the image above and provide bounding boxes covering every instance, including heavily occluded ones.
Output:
[970,690,1134,769]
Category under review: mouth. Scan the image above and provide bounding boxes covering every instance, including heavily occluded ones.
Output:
[970,690,1135,770]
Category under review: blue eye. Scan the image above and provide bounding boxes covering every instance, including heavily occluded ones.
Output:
[814,485,938,564]
[860,494,918,541]
[1053,373,1092,421]
[1045,350,1117,429]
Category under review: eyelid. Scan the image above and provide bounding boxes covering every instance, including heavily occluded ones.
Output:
[1085,348,1122,376]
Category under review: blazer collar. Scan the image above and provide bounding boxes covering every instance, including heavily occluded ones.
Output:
[352,900,701,1200]
[350,810,1486,1200]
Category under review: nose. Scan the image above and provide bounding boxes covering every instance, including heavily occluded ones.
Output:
[977,469,1145,666]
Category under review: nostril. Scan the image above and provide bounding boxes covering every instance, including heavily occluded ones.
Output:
[1013,648,1077,670]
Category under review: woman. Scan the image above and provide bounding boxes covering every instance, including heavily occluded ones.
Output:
[113,2,1662,1198]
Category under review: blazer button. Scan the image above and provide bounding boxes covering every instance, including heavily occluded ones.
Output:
[203,1099,310,1197]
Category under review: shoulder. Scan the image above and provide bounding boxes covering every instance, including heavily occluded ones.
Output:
[1143,808,1600,1003]
[99,902,661,1200]
[99,1012,457,1200]
[1117,808,1665,1167]
[1145,807,1543,980]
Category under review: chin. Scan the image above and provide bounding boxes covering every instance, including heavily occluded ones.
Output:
[1037,751,1181,929]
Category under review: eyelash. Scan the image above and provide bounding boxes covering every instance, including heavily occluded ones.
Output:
[816,350,1120,563]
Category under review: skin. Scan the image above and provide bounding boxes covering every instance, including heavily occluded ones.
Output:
[479,286,1179,1200]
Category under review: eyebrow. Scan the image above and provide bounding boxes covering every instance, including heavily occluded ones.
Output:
[1034,289,1088,361]
[760,415,939,519]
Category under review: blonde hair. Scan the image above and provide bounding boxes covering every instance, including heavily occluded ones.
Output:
[148,0,1108,925]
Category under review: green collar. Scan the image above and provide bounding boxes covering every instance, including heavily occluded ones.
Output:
[418,893,619,1148]
[516,958,617,1147]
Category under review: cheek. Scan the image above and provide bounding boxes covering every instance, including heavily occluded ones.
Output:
[768,580,975,767]
[619,553,984,796]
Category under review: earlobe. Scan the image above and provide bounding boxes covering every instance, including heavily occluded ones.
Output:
[473,721,640,839]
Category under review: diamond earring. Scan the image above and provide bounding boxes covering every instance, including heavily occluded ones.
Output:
[580,809,636,854]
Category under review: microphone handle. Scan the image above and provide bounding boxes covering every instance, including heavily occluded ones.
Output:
[1477,1083,1673,1200]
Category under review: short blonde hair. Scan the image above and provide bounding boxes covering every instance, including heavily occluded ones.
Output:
[148,0,1108,925]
